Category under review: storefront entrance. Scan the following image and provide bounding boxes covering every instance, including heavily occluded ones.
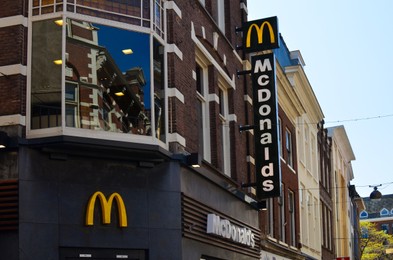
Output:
[60,248,147,259]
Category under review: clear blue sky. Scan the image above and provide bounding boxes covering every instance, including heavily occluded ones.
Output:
[247,0,393,198]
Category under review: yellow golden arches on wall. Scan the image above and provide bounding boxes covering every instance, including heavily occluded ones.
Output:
[246,22,276,48]
[85,191,128,228]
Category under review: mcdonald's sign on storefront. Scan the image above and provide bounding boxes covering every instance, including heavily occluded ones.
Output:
[85,191,128,227]
[242,16,279,53]
[251,53,281,199]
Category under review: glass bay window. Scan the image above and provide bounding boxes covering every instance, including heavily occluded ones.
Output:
[29,16,166,144]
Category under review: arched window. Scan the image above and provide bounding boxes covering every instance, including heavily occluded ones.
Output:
[380,208,389,216]
[360,210,368,219]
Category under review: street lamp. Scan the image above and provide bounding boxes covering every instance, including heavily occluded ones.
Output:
[369,185,382,201]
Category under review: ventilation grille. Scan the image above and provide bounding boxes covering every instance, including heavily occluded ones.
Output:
[0,179,18,231]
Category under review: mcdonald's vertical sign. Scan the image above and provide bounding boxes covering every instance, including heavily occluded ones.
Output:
[251,53,281,199]
[243,16,279,53]
[85,191,128,228]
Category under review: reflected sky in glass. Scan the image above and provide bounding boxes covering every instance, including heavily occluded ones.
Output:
[94,24,151,108]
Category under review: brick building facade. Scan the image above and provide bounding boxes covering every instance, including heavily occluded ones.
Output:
[0,1,264,259]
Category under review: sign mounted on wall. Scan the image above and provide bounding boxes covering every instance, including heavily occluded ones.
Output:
[237,16,281,200]
[242,16,279,53]
[251,53,281,199]
[85,191,128,228]
[206,213,256,248]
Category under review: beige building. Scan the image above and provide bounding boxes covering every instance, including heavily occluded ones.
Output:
[328,126,356,259]
[285,52,324,259]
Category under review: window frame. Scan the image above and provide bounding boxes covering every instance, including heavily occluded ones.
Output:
[360,210,368,219]
[288,190,296,247]
[278,117,283,158]
[195,53,211,163]
[217,0,225,33]
[65,81,79,128]
[27,11,168,147]
[285,128,293,167]
[381,223,389,234]
[218,79,231,176]
[268,198,274,237]
[278,184,285,242]
[380,208,389,217]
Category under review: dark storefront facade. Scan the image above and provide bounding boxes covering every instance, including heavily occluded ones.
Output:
[181,166,261,260]
[0,138,260,259]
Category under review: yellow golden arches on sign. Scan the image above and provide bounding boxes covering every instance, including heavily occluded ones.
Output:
[85,191,128,227]
[246,22,276,48]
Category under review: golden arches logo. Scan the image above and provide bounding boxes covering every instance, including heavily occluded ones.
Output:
[85,191,128,227]
[246,22,276,48]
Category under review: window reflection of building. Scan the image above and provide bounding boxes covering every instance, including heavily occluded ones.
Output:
[30,1,166,141]
[31,17,166,138]
[153,39,165,141]
[65,19,149,135]
[31,19,62,129]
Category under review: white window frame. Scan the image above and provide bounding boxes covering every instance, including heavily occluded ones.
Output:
[278,117,283,158]
[65,81,80,128]
[27,12,167,148]
[311,133,317,176]
[217,0,225,33]
[218,79,231,176]
[279,184,285,242]
[297,118,305,164]
[360,210,368,219]
[288,190,296,247]
[285,128,293,167]
[380,208,389,216]
[195,52,211,163]
[305,124,310,170]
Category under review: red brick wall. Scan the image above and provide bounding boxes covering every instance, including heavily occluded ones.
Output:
[0,0,27,18]
[258,105,300,247]
[1,0,251,185]
[0,75,26,116]
[167,0,249,182]
[0,25,27,66]
[0,0,27,117]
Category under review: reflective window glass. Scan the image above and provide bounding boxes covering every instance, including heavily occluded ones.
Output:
[31,19,62,129]
[31,17,166,141]
[65,19,152,135]
[153,38,165,141]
